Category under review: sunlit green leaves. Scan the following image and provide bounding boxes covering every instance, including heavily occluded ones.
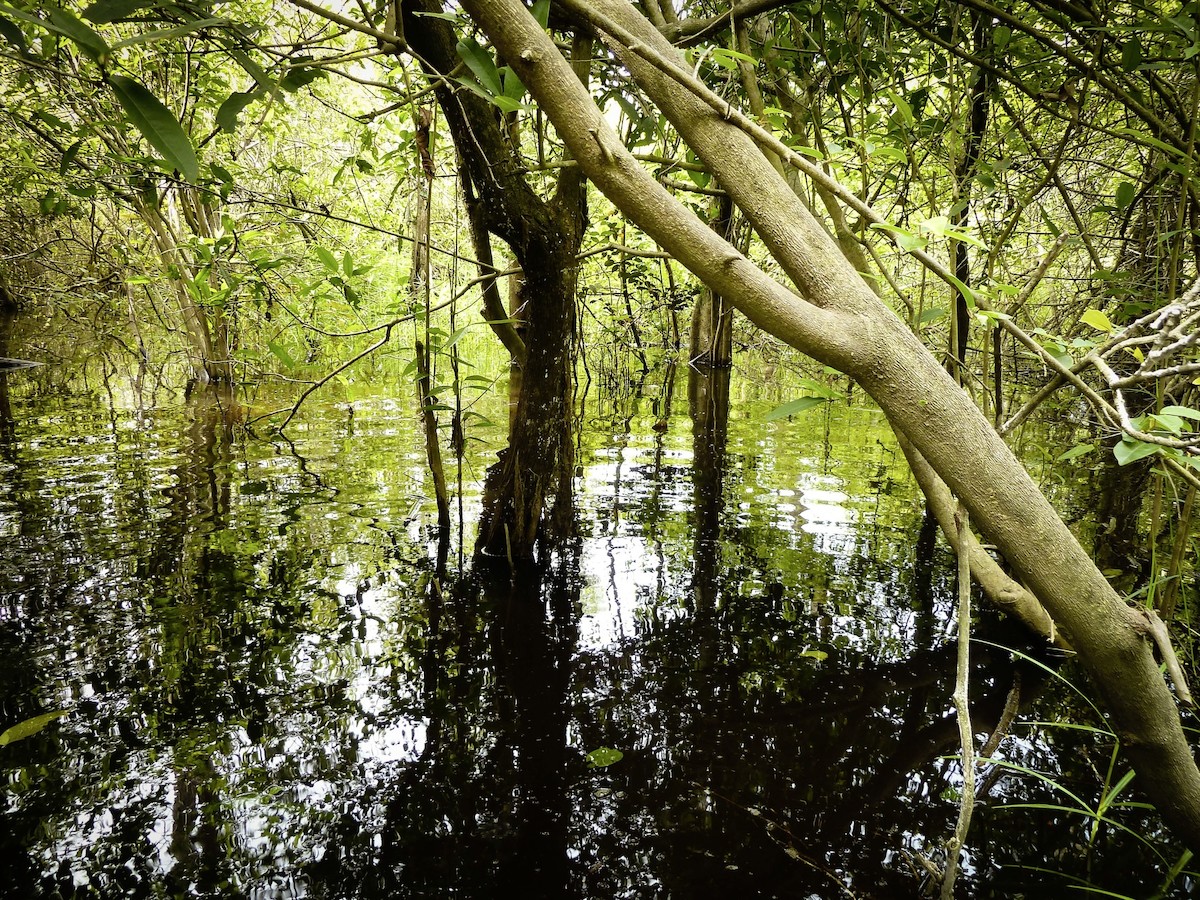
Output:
[108,74,200,181]
[1080,308,1114,333]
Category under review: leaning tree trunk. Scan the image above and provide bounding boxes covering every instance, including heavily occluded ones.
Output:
[462,0,1200,849]
[400,3,588,560]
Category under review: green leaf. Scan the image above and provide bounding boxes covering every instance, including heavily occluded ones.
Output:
[586,746,624,768]
[489,94,524,114]
[0,710,70,746]
[1056,443,1095,462]
[108,75,200,182]
[59,139,83,175]
[1113,126,1185,158]
[314,246,338,271]
[531,0,551,28]
[223,45,272,88]
[216,88,261,133]
[47,8,109,60]
[765,396,827,421]
[1120,37,1143,71]
[501,66,525,101]
[1114,180,1136,210]
[456,36,502,96]
[800,649,828,661]
[1113,438,1161,465]
[0,14,30,57]
[1149,413,1185,435]
[870,222,928,253]
[280,62,325,91]
[266,340,296,370]
[1080,308,1114,333]
[82,0,158,23]
[918,306,946,325]
[1160,405,1200,421]
[111,18,228,50]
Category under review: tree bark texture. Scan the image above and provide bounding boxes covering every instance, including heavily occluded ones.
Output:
[460,0,1200,849]
[402,3,588,559]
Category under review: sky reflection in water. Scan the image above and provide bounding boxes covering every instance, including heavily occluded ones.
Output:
[0,340,1190,898]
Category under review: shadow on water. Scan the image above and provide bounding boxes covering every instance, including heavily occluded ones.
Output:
[0,317,1195,897]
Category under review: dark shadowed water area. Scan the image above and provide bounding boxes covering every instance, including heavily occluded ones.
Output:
[0,309,1195,898]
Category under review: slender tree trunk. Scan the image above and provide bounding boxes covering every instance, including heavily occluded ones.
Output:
[690,191,735,366]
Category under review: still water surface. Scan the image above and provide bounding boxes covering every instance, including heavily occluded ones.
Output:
[0,316,1192,897]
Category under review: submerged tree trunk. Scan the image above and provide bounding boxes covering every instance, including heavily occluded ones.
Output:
[463,0,1200,849]
[401,5,589,560]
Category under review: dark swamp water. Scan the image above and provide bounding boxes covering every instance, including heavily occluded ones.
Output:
[0,310,1196,899]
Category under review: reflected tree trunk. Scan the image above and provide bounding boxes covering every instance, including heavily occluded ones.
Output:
[489,559,579,898]
[0,312,14,455]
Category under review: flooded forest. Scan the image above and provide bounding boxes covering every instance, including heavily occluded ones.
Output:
[1,1,1199,897]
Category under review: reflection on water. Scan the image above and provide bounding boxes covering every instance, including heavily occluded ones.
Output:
[0,320,1193,898]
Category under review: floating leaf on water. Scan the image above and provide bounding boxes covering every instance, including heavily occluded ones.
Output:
[586,746,624,768]
[0,710,70,747]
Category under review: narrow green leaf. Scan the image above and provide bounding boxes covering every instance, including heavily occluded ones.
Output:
[108,75,200,182]
[59,139,83,175]
[765,396,827,421]
[266,340,296,370]
[1113,126,1185,158]
[112,18,228,50]
[532,0,551,28]
[1160,405,1200,421]
[918,306,946,325]
[48,8,109,60]
[223,44,272,88]
[0,14,29,57]
[1056,443,1095,462]
[82,0,157,23]
[870,222,928,253]
[456,36,502,96]
[0,710,70,746]
[314,246,339,271]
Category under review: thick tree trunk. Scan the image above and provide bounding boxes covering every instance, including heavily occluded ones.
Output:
[462,0,1200,849]
[401,5,589,559]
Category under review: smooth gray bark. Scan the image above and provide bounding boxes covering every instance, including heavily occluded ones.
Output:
[459,0,1200,849]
